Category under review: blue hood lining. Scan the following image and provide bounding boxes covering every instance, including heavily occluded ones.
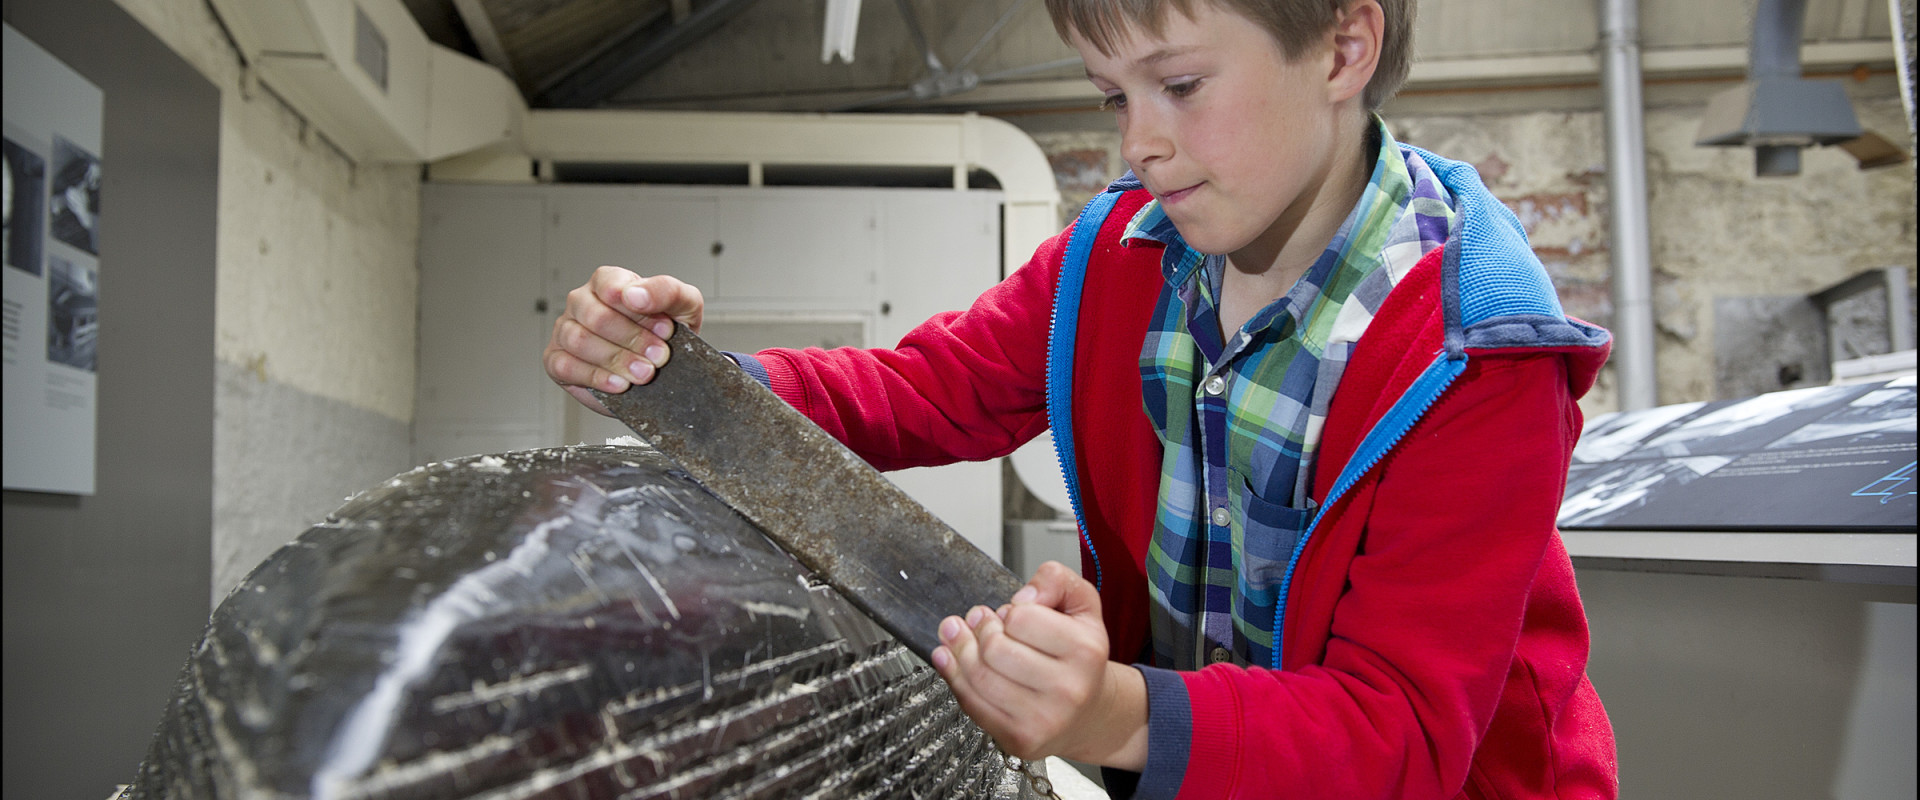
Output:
[1463,314,1613,351]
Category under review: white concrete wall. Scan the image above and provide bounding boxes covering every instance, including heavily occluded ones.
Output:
[107,0,423,601]
[1389,78,1915,411]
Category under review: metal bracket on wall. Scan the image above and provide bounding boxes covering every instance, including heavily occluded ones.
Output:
[1812,266,1917,357]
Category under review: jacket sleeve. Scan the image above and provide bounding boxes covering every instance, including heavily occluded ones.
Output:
[743,229,1069,471]
[1164,352,1582,799]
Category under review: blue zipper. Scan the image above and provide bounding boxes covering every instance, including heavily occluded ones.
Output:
[1268,351,1468,669]
[1047,190,1121,590]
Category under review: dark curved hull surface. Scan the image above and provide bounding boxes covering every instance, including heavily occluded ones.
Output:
[128,446,1031,799]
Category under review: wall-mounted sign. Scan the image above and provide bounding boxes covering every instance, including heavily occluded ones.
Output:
[4,23,102,495]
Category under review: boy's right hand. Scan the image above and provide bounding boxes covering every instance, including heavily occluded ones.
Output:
[543,266,705,418]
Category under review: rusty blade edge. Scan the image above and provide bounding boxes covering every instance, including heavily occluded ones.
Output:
[591,323,1023,659]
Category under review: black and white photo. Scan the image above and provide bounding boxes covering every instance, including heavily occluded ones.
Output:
[1766,377,1917,450]
[48,135,98,256]
[1559,456,1732,528]
[3,136,44,276]
[45,255,95,371]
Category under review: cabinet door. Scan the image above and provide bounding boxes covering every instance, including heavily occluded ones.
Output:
[713,191,877,308]
[870,190,1007,563]
[873,190,1003,347]
[545,188,718,303]
[415,188,553,463]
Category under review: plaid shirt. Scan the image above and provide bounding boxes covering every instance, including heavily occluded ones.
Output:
[1130,122,1458,669]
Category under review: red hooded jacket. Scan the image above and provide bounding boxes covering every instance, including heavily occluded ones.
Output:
[743,148,1619,798]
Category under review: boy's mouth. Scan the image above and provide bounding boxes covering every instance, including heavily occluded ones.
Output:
[1159,182,1203,204]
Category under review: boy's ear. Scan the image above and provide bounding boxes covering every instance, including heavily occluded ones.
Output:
[1326,0,1384,104]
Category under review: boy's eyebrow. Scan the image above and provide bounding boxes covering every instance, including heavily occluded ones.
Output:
[1084,45,1205,81]
[1138,45,1203,66]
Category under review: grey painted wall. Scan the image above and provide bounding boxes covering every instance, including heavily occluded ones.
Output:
[1,0,219,796]
[213,361,413,602]
[1579,570,1917,800]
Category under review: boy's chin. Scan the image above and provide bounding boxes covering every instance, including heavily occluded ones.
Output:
[1165,221,1250,257]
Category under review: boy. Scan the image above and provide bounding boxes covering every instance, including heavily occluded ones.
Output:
[543,0,1620,796]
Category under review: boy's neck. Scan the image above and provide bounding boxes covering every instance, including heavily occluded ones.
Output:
[1217,112,1376,336]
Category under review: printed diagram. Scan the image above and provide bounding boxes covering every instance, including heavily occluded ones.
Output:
[1852,461,1916,505]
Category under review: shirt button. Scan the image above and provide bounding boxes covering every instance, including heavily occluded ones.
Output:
[1209,646,1232,664]
[1203,375,1227,396]
[1210,506,1230,527]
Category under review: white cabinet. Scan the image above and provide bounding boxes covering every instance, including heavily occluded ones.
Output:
[417,183,1010,562]
[545,188,720,303]
[415,190,560,463]
[715,192,878,308]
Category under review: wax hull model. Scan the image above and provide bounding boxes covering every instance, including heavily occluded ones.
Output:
[126,445,1035,799]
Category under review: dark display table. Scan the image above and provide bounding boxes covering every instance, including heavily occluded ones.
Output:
[1559,377,1916,584]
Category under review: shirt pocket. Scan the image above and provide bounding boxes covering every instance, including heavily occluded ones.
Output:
[1231,475,1313,636]
[1235,474,1312,587]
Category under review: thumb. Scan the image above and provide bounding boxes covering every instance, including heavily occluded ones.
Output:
[624,275,705,331]
[1012,561,1101,621]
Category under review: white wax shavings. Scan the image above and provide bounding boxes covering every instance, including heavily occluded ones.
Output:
[605,435,646,446]
[310,520,560,799]
[429,664,593,713]
[738,601,812,621]
[473,455,510,473]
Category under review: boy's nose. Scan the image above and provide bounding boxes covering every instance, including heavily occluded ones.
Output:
[1119,107,1174,168]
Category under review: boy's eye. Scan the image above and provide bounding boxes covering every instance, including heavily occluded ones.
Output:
[1165,79,1201,98]
[1099,92,1127,111]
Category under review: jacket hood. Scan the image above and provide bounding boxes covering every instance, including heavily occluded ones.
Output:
[1410,145,1612,398]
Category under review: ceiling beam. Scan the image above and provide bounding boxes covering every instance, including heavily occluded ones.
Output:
[538,0,767,108]
[453,0,519,82]
[531,4,671,96]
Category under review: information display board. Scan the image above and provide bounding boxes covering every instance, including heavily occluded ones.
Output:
[1560,377,1916,531]
[3,23,102,495]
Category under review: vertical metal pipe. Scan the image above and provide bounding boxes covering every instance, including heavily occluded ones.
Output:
[1600,0,1659,410]
[1892,0,1917,154]
[1749,0,1807,80]
[1886,267,1915,352]
[1750,0,1809,176]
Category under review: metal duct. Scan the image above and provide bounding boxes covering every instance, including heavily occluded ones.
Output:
[1695,0,1865,176]
[1601,0,1660,411]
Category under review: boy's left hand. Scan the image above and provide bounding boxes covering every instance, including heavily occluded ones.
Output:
[930,561,1147,769]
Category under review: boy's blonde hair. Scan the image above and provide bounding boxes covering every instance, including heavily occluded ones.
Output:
[1046,0,1415,110]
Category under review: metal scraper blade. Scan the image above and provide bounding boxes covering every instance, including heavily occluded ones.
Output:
[593,323,1024,661]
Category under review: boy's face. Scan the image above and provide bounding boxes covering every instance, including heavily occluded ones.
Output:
[1073,3,1349,258]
